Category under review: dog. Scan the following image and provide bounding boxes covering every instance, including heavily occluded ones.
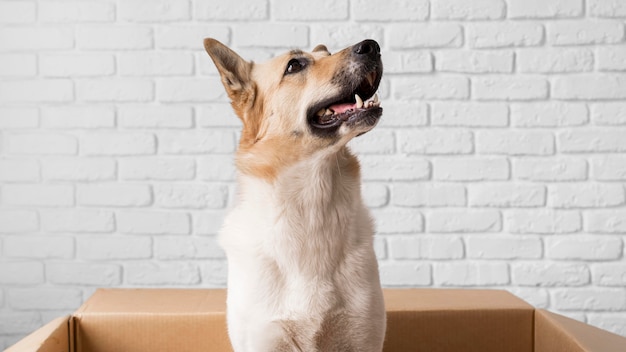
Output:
[204,38,386,352]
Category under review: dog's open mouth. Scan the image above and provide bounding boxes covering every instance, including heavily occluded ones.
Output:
[307,69,382,133]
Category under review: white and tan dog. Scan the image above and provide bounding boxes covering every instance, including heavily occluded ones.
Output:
[204,38,386,352]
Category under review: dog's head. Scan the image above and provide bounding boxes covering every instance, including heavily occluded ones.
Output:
[204,38,383,180]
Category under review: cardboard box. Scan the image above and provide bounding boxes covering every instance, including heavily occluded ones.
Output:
[6,288,626,352]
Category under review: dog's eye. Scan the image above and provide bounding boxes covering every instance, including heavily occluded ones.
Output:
[285,58,306,75]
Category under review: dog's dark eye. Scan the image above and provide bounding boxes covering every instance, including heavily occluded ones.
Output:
[285,58,306,75]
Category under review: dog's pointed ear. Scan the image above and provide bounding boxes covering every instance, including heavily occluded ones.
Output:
[204,38,253,103]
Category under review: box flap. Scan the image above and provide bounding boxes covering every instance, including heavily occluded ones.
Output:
[73,289,231,352]
[535,309,626,352]
[5,316,69,352]
[383,289,534,352]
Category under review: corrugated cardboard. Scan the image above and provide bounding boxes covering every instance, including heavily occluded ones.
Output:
[6,288,626,352]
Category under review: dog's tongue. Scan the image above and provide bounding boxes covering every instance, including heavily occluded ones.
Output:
[329,102,356,114]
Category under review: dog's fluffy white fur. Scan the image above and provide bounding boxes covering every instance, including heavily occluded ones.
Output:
[205,38,386,352]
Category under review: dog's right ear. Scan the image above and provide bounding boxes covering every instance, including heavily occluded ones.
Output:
[204,38,254,106]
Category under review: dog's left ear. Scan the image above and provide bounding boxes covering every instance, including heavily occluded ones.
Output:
[204,38,254,107]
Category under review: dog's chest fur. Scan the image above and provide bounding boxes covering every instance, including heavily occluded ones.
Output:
[219,148,383,351]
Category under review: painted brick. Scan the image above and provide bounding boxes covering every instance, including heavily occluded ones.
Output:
[76,26,153,50]
[155,237,225,260]
[0,27,73,50]
[549,183,625,208]
[591,156,626,180]
[371,208,424,234]
[155,25,230,49]
[508,0,583,18]
[361,183,390,208]
[8,288,82,310]
[311,24,384,49]
[77,184,152,207]
[587,314,626,337]
[348,129,395,155]
[3,236,73,260]
[546,236,623,261]
[117,211,190,235]
[273,0,348,20]
[388,236,464,260]
[592,263,626,286]
[467,23,543,48]
[0,313,41,335]
[547,20,624,45]
[392,183,466,207]
[42,157,116,181]
[39,1,115,22]
[432,0,504,20]
[477,131,554,155]
[126,262,200,285]
[4,133,77,156]
[0,1,36,23]
[513,157,588,182]
[433,157,509,181]
[157,77,224,102]
[77,236,152,260]
[194,0,267,20]
[434,262,509,286]
[518,48,594,73]
[194,211,227,236]
[598,46,626,71]
[436,50,513,73]
[394,76,469,100]
[506,209,582,234]
[3,184,74,207]
[553,75,626,100]
[158,131,236,154]
[118,106,193,129]
[473,77,549,101]
[586,210,626,233]
[353,0,429,21]
[119,53,194,76]
[40,54,115,77]
[0,159,39,182]
[0,80,73,103]
[468,183,546,207]
[467,236,542,259]
[511,102,588,127]
[431,102,508,127]
[427,209,501,233]
[0,211,38,233]
[378,102,429,127]
[120,157,196,181]
[588,0,626,18]
[0,108,38,129]
[40,210,115,233]
[0,262,44,285]
[379,262,432,286]
[154,184,228,209]
[384,51,432,74]
[119,0,190,22]
[360,155,430,181]
[77,79,154,102]
[41,106,115,129]
[47,263,121,286]
[552,288,626,311]
[512,263,590,286]
[0,54,36,77]
[234,24,308,48]
[559,129,626,153]
[398,129,473,155]
[80,132,156,156]
[200,261,229,286]
[592,103,626,125]
[389,24,463,49]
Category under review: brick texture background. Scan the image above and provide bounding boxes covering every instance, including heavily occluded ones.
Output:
[1,0,626,347]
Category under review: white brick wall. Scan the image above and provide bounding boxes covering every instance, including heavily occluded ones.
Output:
[1,0,626,347]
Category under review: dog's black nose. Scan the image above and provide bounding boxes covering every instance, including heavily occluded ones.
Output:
[353,39,380,56]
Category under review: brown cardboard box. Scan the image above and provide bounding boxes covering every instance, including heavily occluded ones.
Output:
[6,288,626,352]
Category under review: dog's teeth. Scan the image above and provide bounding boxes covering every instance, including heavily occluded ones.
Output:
[355,94,364,109]
[317,108,326,117]
[324,109,333,116]
[373,93,379,103]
